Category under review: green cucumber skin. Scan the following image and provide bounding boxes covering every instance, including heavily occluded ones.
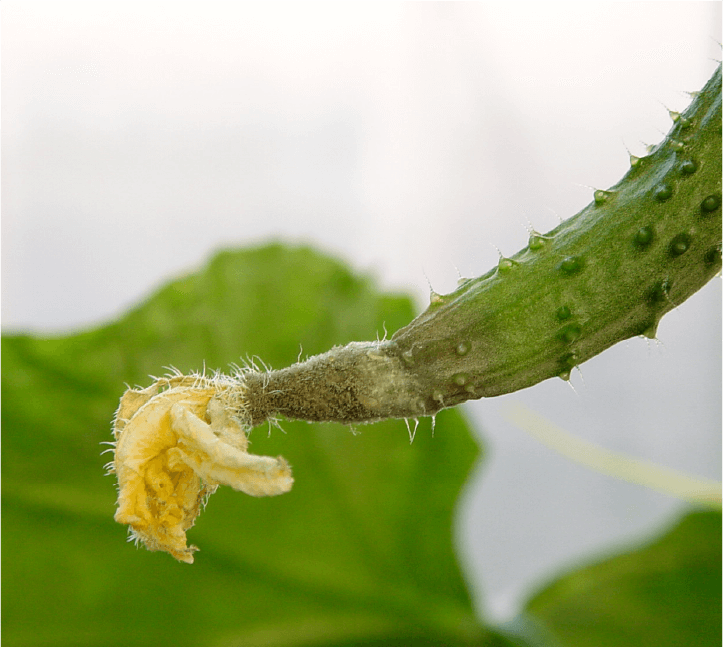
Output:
[241,65,721,428]
[388,64,721,409]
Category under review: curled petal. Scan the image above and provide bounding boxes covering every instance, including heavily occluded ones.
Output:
[170,402,293,497]
[111,377,293,563]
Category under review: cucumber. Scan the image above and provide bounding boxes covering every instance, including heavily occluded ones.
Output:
[111,65,721,558]
[239,65,721,428]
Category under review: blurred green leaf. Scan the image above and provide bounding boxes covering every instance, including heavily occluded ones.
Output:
[2,244,490,647]
[4,243,716,647]
[522,509,722,647]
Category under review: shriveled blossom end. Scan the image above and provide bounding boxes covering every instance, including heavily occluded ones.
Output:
[107,371,293,563]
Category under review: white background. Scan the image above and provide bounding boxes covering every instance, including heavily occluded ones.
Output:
[3,2,721,622]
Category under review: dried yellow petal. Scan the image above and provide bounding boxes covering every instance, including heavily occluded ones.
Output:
[110,374,293,563]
